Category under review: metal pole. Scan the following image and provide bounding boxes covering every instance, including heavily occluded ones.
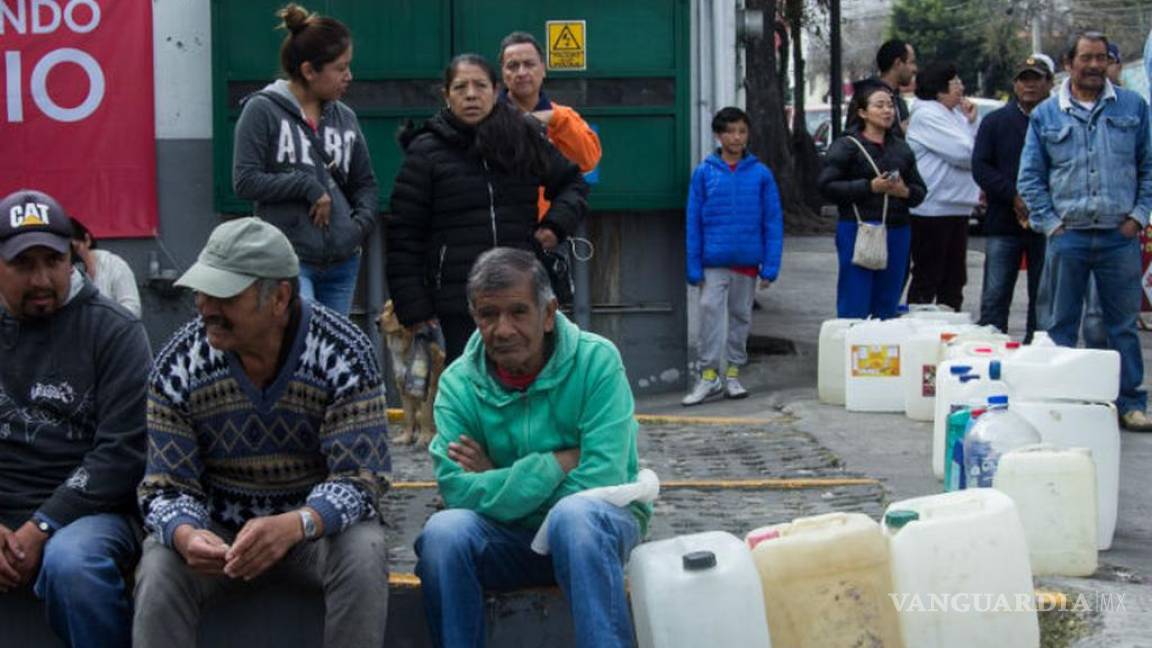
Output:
[830,0,843,139]
[573,220,591,330]
[364,223,396,406]
[1031,14,1041,54]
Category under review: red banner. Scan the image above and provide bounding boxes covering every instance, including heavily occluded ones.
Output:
[0,0,156,238]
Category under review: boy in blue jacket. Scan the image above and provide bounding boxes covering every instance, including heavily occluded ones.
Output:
[683,107,784,405]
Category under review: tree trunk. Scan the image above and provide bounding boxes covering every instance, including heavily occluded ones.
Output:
[744,0,814,231]
[786,0,826,215]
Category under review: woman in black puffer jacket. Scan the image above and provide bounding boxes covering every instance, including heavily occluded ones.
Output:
[387,53,587,359]
[818,82,927,319]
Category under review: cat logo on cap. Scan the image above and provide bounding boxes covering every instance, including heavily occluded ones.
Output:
[9,201,52,229]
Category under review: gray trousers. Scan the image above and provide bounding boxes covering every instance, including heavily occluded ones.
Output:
[133,519,389,648]
[697,268,757,371]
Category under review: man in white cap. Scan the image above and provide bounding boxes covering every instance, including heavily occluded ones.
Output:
[0,189,151,648]
[133,217,392,646]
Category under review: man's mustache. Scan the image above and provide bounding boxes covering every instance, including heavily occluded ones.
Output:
[203,315,234,331]
[22,290,56,305]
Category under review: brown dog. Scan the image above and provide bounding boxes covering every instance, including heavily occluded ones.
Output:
[377,300,446,447]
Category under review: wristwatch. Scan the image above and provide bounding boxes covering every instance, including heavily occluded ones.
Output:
[33,516,54,537]
[298,509,318,540]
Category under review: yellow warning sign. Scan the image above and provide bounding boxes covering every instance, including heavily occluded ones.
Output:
[546,20,586,71]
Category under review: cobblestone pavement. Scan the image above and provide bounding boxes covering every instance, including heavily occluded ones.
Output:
[382,419,888,573]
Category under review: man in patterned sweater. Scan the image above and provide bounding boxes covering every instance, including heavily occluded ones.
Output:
[133,218,392,647]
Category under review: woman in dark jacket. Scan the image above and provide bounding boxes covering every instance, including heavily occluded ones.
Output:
[819,82,927,319]
[387,53,587,359]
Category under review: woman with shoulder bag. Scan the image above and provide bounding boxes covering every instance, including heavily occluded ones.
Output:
[818,82,927,319]
[232,3,378,315]
[387,54,587,361]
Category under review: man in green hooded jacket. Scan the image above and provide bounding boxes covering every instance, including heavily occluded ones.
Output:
[414,247,649,648]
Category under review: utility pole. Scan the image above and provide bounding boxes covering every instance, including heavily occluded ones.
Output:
[830,0,843,139]
[1031,13,1042,53]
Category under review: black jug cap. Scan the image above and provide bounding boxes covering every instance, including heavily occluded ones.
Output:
[682,550,717,571]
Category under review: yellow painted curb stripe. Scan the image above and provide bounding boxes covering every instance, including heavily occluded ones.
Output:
[389,572,560,594]
[391,477,879,491]
[635,414,780,425]
[662,478,879,489]
[390,572,421,588]
[1034,590,1068,609]
[387,408,777,427]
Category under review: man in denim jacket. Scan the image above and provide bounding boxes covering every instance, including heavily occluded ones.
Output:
[1018,31,1152,431]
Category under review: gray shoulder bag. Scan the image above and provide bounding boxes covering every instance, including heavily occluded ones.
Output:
[846,136,889,271]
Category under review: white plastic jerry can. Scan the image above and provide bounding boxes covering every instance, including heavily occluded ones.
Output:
[944,339,1017,363]
[884,489,1040,648]
[902,307,974,325]
[993,445,1098,577]
[932,361,1011,480]
[1000,345,1120,402]
[628,531,772,648]
[1009,400,1120,550]
[818,319,862,405]
[845,319,916,412]
[746,513,904,648]
[902,329,964,421]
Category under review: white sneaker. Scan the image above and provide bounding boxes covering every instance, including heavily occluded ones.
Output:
[725,377,749,399]
[682,377,723,406]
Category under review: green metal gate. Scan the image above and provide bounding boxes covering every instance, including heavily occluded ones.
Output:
[211,0,692,393]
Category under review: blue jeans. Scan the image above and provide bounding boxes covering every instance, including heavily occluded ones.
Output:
[1036,267,1109,348]
[415,497,641,648]
[34,513,138,648]
[1042,228,1146,413]
[299,252,360,315]
[835,221,911,319]
[978,234,1046,342]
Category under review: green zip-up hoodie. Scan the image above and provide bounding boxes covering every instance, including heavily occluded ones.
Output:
[431,312,650,535]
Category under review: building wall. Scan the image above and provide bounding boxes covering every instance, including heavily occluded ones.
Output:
[111,1,696,393]
[97,1,216,349]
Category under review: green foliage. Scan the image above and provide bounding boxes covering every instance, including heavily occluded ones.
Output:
[1067,0,1150,64]
[889,0,1029,97]
[890,0,982,88]
[980,16,1029,99]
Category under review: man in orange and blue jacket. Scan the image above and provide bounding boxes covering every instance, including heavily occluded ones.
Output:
[498,31,601,224]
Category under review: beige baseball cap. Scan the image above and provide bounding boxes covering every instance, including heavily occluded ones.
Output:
[176,217,299,298]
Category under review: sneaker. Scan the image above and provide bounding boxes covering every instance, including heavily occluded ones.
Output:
[1120,409,1152,432]
[682,377,723,406]
[725,376,749,399]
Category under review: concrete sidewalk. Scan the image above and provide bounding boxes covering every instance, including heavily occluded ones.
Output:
[638,234,1152,647]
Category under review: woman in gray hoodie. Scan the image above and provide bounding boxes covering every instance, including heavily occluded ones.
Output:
[232,4,377,315]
